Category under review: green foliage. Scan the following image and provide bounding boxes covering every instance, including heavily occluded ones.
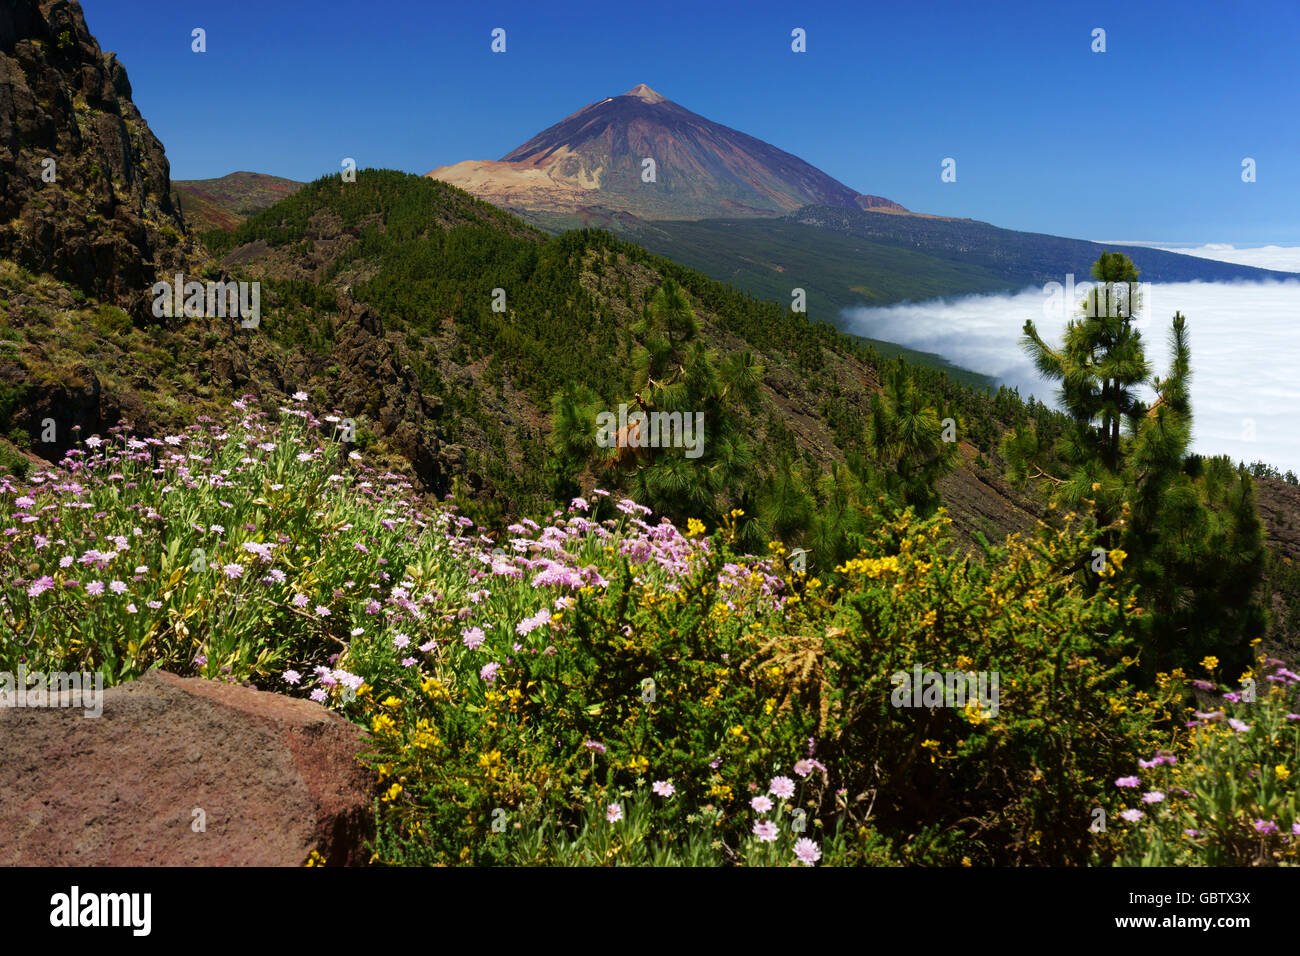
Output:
[1009,253,1267,677]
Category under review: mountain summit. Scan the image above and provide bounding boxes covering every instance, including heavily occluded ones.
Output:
[427,85,906,220]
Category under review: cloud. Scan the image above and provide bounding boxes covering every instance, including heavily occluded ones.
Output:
[1096,241,1300,273]
[842,278,1300,473]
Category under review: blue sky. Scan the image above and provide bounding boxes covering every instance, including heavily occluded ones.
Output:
[87,0,1300,242]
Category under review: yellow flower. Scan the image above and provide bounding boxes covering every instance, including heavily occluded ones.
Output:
[1276,764,1291,781]
[1107,548,1127,572]
[381,695,402,709]
[371,713,397,735]
[686,518,706,537]
[1201,656,1219,672]
[381,782,402,802]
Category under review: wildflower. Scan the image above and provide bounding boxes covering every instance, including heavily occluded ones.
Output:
[310,688,328,703]
[419,639,436,653]
[393,634,410,650]
[222,564,243,580]
[584,740,607,754]
[1189,679,1216,691]
[1184,829,1201,838]
[652,781,675,798]
[753,820,779,843]
[793,837,821,866]
[1276,765,1292,781]
[1227,718,1251,733]
[85,581,105,596]
[283,670,302,685]
[147,600,162,609]
[751,795,774,814]
[26,576,54,598]
[606,803,623,823]
[1201,656,1219,671]
[1141,791,1165,804]
[193,654,207,666]
[1114,776,1141,788]
[401,657,418,668]
[292,390,308,401]
[461,627,486,650]
[515,608,551,636]
[480,661,500,684]
[292,593,310,608]
[1119,809,1144,823]
[769,776,796,799]
[1253,819,1278,835]
[126,603,137,614]
[315,605,330,618]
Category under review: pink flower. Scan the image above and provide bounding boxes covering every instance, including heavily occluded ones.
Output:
[751,795,774,814]
[753,820,779,843]
[393,634,410,650]
[1141,791,1165,804]
[310,688,328,703]
[793,837,821,866]
[283,670,301,685]
[462,627,486,650]
[480,661,500,684]
[1120,808,1144,823]
[1227,718,1251,733]
[1114,776,1141,788]
[606,803,623,823]
[769,776,795,799]
[652,781,675,797]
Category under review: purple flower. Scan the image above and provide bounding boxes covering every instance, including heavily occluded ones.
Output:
[606,803,623,823]
[401,657,418,668]
[310,688,328,703]
[769,776,796,799]
[1184,828,1200,838]
[751,795,774,814]
[793,837,821,866]
[283,670,301,685]
[652,781,675,797]
[480,661,500,684]
[1253,819,1278,835]
[314,605,330,617]
[1119,809,1145,823]
[753,820,779,843]
[85,581,105,596]
[1227,718,1251,733]
[26,576,54,598]
[584,740,607,754]
[193,654,208,666]
[461,626,486,650]
[1189,679,1216,691]
[1114,776,1141,788]
[392,634,410,650]
[1141,791,1165,804]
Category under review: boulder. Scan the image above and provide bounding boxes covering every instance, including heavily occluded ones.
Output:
[0,669,375,865]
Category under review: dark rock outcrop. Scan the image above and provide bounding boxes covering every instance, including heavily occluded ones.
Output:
[0,670,375,866]
[0,0,190,312]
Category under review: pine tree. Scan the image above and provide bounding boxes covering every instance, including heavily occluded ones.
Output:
[1009,253,1265,675]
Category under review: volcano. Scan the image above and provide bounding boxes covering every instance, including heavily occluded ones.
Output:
[426,84,906,221]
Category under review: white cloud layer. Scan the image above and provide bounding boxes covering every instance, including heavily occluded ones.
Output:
[1096,242,1300,274]
[843,278,1300,473]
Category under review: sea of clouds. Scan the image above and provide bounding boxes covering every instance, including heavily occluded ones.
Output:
[841,245,1300,473]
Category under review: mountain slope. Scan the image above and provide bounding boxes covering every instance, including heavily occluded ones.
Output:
[428,84,905,221]
[172,171,304,232]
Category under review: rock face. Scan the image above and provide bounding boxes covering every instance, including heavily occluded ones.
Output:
[0,670,375,866]
[0,0,189,311]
